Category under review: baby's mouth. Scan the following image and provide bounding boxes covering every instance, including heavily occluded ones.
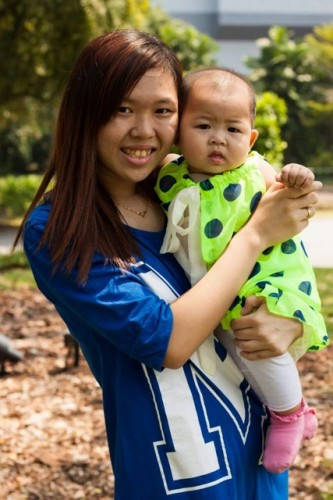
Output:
[209,151,225,160]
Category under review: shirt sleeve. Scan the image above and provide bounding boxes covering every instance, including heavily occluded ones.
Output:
[23,214,174,371]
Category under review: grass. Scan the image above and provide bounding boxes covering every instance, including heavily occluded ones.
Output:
[0,268,36,289]
[0,251,36,289]
[314,268,333,338]
[1,251,332,339]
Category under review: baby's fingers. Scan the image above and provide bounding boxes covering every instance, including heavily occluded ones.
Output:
[278,164,315,189]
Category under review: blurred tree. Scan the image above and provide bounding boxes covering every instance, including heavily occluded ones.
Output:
[254,92,288,169]
[82,0,219,71]
[146,8,218,71]
[300,100,333,177]
[244,25,328,166]
[0,0,218,108]
[82,0,152,34]
[0,0,91,173]
[304,25,333,177]
[306,24,333,83]
[0,0,91,105]
[0,0,218,174]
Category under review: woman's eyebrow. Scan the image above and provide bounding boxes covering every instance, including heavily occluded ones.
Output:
[123,97,176,105]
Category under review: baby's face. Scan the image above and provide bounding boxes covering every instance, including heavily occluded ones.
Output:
[178,77,258,177]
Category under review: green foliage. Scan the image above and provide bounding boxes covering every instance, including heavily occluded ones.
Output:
[0,174,42,218]
[245,26,325,104]
[0,109,52,175]
[0,0,91,105]
[159,23,218,72]
[0,251,29,270]
[301,100,333,175]
[147,12,219,71]
[304,25,333,175]
[85,0,219,70]
[245,25,333,169]
[82,0,153,34]
[306,24,333,83]
[0,0,219,175]
[0,250,35,289]
[0,0,90,175]
[254,92,288,168]
[0,0,219,107]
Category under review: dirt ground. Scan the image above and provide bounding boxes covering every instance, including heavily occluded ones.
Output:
[0,288,332,499]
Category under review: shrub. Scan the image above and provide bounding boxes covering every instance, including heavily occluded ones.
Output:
[0,174,41,218]
[255,91,288,169]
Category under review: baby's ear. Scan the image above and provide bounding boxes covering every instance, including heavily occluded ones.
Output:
[249,129,259,149]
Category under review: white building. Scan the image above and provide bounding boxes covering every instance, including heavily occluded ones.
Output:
[151,0,333,73]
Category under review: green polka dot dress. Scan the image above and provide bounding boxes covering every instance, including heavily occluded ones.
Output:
[155,153,328,358]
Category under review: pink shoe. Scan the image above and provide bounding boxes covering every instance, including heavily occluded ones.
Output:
[263,400,306,474]
[303,402,318,440]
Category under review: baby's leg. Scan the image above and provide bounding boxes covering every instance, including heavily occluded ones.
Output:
[217,329,318,473]
[216,328,301,407]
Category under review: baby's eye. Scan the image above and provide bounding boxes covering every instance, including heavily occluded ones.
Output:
[228,127,240,133]
[196,124,210,130]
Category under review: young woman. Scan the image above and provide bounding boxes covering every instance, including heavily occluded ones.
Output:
[16,29,321,499]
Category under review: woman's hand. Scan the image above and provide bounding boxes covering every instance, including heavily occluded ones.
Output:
[245,178,322,249]
[230,296,303,360]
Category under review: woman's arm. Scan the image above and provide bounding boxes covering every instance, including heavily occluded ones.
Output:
[164,179,321,368]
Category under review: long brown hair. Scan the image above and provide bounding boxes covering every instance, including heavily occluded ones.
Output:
[15,29,182,283]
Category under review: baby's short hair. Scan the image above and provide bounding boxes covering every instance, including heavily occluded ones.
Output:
[181,66,256,126]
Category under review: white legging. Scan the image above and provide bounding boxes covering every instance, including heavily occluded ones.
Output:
[215,327,302,411]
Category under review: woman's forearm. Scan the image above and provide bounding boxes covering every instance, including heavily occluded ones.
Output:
[166,226,266,368]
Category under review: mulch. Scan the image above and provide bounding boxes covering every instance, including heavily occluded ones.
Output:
[0,288,332,499]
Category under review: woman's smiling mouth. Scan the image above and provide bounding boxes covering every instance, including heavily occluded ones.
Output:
[121,148,155,158]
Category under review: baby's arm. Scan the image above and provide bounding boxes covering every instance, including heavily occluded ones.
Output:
[257,158,279,188]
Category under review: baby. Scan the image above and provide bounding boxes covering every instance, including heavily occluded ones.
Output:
[155,67,328,473]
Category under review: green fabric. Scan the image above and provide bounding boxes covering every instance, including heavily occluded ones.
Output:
[156,152,265,264]
[155,154,329,355]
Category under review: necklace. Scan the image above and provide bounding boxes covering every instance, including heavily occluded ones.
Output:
[121,199,149,218]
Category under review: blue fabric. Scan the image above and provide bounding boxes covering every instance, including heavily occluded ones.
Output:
[24,202,288,499]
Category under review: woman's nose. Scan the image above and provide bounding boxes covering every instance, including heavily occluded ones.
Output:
[130,115,155,138]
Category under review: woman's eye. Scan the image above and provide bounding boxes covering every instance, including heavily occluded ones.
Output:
[156,108,171,115]
[118,106,131,114]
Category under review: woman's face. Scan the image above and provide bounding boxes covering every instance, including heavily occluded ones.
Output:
[97,67,178,195]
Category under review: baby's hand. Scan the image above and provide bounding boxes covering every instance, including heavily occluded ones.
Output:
[276,163,315,189]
